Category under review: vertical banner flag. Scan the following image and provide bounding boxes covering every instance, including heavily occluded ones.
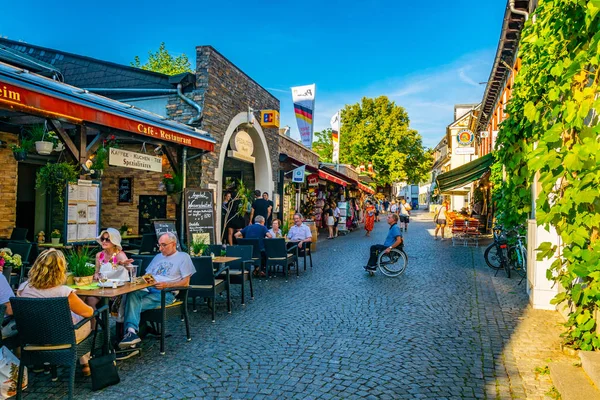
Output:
[291,84,316,148]
[330,111,340,164]
[292,165,306,183]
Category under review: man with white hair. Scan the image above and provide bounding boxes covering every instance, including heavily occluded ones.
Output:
[119,232,195,349]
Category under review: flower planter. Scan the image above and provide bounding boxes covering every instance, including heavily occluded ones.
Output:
[12,151,27,161]
[54,143,65,152]
[35,141,54,155]
[166,183,175,193]
[73,275,94,286]
[91,170,104,179]
[66,272,75,286]
[51,238,60,245]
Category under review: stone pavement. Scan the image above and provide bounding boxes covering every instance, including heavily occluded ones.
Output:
[22,211,569,399]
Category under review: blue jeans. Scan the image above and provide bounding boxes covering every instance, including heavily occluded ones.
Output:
[123,290,174,332]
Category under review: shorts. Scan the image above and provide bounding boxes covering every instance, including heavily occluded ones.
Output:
[400,215,409,223]
[327,216,335,226]
[437,219,446,225]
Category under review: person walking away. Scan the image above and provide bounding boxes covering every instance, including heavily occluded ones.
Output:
[250,190,272,225]
[434,201,449,240]
[364,200,376,237]
[333,202,341,238]
[262,192,274,228]
[398,199,412,231]
[324,202,335,239]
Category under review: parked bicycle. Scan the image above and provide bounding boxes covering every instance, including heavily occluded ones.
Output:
[484,224,527,280]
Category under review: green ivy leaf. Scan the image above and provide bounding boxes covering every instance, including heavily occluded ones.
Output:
[524,101,537,122]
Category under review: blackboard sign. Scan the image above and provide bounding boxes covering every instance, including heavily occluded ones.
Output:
[153,219,181,251]
[185,188,215,245]
[118,177,133,203]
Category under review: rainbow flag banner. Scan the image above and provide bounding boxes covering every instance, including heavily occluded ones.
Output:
[291,84,316,148]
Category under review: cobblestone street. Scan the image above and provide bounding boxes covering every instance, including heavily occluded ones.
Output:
[24,211,568,399]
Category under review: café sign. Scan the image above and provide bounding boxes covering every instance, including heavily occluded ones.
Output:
[228,130,255,163]
[109,148,163,172]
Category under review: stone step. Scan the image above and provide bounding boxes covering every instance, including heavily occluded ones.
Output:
[549,360,600,400]
[580,351,600,389]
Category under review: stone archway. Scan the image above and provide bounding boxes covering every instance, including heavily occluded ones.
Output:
[215,112,274,242]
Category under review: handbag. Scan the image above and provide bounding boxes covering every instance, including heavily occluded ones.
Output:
[89,322,120,391]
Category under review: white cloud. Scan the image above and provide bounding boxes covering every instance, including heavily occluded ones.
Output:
[272,49,494,149]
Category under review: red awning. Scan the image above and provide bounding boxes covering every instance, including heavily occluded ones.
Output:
[0,62,215,152]
[318,170,348,187]
[358,182,375,194]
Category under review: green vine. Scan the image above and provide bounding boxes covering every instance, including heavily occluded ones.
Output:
[35,162,79,206]
[495,0,600,350]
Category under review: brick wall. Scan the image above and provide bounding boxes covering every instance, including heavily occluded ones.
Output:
[100,144,176,233]
[279,134,320,168]
[0,132,18,237]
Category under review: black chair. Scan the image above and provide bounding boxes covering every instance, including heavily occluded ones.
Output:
[10,297,108,400]
[264,239,298,280]
[235,238,262,270]
[221,245,254,305]
[125,233,157,255]
[188,257,231,322]
[5,242,33,284]
[297,242,313,270]
[9,228,28,241]
[131,254,191,355]
[208,244,225,257]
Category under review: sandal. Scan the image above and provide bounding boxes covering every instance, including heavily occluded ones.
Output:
[82,364,91,377]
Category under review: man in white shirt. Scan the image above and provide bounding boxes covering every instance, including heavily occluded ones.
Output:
[398,199,412,232]
[287,213,312,249]
[119,232,195,349]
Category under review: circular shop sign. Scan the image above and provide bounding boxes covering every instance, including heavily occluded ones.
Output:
[231,130,254,157]
[457,129,475,146]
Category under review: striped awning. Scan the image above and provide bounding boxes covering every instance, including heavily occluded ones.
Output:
[358,182,375,194]
[436,153,494,194]
[318,170,348,187]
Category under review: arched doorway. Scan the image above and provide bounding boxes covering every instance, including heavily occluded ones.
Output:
[215,112,274,242]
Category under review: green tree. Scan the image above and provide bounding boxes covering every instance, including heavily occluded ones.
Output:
[312,128,333,162]
[339,96,432,186]
[131,42,193,75]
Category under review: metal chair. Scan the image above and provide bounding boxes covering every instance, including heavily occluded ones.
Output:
[297,242,313,270]
[125,233,157,255]
[10,297,108,400]
[264,238,298,280]
[9,228,28,241]
[188,257,231,322]
[221,245,254,305]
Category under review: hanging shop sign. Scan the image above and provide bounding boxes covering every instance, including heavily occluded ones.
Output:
[455,147,475,155]
[307,173,319,187]
[457,129,475,146]
[228,130,255,163]
[260,110,280,128]
[292,165,306,183]
[108,147,163,172]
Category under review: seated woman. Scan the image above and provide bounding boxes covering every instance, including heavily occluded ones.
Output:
[267,219,283,238]
[17,249,94,376]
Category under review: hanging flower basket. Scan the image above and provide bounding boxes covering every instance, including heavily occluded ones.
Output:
[35,141,54,155]
[12,151,28,161]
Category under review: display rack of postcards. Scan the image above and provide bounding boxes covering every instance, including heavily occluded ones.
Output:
[337,201,349,235]
[65,179,101,244]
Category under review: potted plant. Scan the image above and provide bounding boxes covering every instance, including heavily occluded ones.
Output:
[10,138,34,161]
[50,229,61,245]
[189,239,208,257]
[119,224,129,236]
[89,147,108,179]
[163,172,183,203]
[29,124,57,155]
[0,248,22,275]
[66,247,96,286]
[35,162,79,206]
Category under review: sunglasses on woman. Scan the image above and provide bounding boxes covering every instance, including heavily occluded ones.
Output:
[100,237,111,243]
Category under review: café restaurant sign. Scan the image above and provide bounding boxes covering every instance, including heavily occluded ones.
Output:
[109,148,163,172]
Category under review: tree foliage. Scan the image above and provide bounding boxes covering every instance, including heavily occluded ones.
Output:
[338,96,432,186]
[495,0,600,350]
[312,128,333,163]
[131,42,193,75]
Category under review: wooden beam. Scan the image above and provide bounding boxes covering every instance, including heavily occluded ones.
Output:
[48,119,79,161]
[86,132,108,154]
[78,125,87,165]
[164,146,180,175]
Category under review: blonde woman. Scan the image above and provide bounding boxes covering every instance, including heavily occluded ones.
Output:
[18,249,94,376]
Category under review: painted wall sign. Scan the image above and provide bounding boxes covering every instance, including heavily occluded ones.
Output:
[260,110,280,128]
[118,177,133,203]
[228,130,255,163]
[457,129,475,146]
[109,147,163,172]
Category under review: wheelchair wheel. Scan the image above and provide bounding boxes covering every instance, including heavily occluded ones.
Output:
[377,248,408,277]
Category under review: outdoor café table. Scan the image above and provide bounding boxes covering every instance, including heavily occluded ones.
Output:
[212,256,240,276]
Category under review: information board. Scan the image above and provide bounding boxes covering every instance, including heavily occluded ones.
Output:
[153,219,181,251]
[185,188,215,246]
[65,180,101,244]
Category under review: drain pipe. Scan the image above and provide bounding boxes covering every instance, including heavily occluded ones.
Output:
[180,147,188,249]
[509,0,529,21]
[177,84,202,125]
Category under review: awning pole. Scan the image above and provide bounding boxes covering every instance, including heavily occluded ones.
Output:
[180,147,187,248]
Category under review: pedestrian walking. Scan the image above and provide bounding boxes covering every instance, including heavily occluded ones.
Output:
[390,201,398,214]
[364,200,376,237]
[332,201,341,238]
[324,202,335,239]
[398,199,412,231]
[434,201,449,240]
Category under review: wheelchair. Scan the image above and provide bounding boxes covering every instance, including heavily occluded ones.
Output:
[368,247,408,277]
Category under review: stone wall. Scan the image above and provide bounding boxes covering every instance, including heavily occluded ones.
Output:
[0,132,18,237]
[279,134,320,169]
[100,144,176,233]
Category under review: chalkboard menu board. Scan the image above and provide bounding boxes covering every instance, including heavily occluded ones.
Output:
[185,188,215,245]
[153,219,181,251]
[118,177,133,203]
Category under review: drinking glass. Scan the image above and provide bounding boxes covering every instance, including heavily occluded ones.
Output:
[99,272,108,294]
[129,265,138,285]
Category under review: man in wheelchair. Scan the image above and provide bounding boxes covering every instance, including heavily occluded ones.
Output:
[364,213,403,271]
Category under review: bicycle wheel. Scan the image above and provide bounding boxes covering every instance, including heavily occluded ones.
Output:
[484,243,502,270]
[511,246,527,278]
[501,247,511,278]
[378,248,408,277]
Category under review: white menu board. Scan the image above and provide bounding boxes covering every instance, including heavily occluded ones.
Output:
[66,180,101,243]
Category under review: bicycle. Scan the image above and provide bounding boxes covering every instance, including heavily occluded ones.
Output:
[367,247,408,277]
[484,225,511,278]
[506,226,527,279]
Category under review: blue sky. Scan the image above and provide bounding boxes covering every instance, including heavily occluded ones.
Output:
[1,0,506,148]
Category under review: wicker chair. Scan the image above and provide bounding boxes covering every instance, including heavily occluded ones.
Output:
[10,297,108,400]
[125,233,158,256]
[5,241,33,285]
[220,245,254,305]
[188,257,231,322]
[235,238,262,270]
[264,239,298,280]
[9,228,28,241]
[297,242,313,270]
[130,254,191,355]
